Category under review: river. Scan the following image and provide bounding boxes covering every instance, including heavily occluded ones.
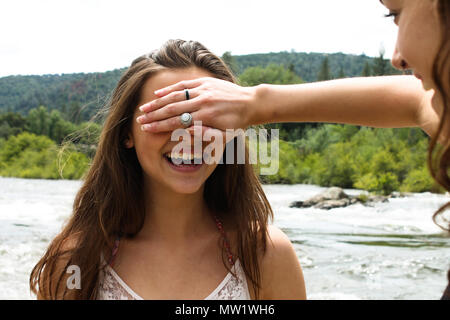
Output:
[0,177,449,299]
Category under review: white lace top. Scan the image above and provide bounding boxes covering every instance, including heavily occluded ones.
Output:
[97,259,251,300]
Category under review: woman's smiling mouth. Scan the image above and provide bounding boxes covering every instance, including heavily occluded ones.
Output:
[163,152,204,172]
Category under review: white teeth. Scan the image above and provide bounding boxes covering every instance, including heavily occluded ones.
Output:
[164,152,203,162]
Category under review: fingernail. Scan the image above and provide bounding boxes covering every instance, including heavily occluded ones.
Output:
[154,89,162,96]
[139,102,151,112]
[141,124,152,131]
[136,116,144,124]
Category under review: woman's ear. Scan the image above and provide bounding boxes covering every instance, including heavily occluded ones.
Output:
[124,135,134,148]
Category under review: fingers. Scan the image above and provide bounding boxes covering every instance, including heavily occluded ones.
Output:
[139,87,198,113]
[140,111,200,133]
[138,76,215,112]
[154,78,205,98]
[137,97,200,125]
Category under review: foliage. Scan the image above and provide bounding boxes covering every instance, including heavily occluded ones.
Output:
[362,62,372,77]
[372,49,390,76]
[0,132,89,179]
[0,109,438,194]
[259,124,438,195]
[221,51,238,75]
[239,64,303,86]
[0,112,27,138]
[400,164,435,193]
[317,56,332,81]
[233,51,400,82]
[0,69,124,121]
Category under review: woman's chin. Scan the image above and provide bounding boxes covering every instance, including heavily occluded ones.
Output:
[166,180,205,195]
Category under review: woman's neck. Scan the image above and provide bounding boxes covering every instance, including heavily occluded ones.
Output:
[137,179,215,244]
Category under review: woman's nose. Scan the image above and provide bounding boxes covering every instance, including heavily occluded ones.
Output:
[391,47,409,70]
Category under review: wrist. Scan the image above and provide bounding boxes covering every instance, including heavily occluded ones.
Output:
[245,84,270,127]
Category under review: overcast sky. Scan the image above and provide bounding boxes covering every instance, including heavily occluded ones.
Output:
[0,0,398,77]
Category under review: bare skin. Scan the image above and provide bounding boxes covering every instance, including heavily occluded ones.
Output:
[136,0,448,145]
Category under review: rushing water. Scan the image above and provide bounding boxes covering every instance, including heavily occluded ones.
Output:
[0,177,449,300]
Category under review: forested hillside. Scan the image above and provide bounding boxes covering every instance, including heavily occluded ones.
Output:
[0,69,124,122]
[233,51,400,81]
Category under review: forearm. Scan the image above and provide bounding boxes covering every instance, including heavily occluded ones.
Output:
[250,75,425,129]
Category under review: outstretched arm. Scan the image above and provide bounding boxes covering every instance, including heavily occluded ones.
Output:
[138,75,441,142]
[253,76,428,127]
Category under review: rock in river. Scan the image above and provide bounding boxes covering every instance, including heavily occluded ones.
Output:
[289,187,392,210]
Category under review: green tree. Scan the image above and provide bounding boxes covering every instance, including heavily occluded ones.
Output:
[338,67,346,79]
[0,112,27,138]
[288,63,295,74]
[239,64,303,86]
[362,61,372,77]
[26,106,50,136]
[0,132,89,179]
[317,56,332,81]
[0,122,12,139]
[372,48,389,76]
[48,109,77,144]
[315,142,356,188]
[68,101,83,124]
[221,51,238,75]
[0,112,27,129]
[400,165,434,193]
[0,132,54,164]
[23,107,76,144]
[370,148,399,173]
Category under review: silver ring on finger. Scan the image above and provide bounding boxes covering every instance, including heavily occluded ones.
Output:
[180,112,193,127]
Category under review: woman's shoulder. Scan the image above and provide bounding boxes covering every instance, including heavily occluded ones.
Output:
[262,225,299,265]
[266,224,292,246]
[259,225,307,299]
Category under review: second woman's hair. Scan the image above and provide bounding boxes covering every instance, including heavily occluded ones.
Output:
[429,0,450,294]
[429,0,450,231]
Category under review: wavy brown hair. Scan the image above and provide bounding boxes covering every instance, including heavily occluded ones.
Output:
[428,0,450,294]
[29,39,273,299]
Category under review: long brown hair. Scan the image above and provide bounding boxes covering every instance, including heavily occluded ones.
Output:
[30,39,273,299]
[429,0,450,290]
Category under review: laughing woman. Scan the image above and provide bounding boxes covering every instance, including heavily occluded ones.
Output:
[29,39,306,300]
[136,0,450,299]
